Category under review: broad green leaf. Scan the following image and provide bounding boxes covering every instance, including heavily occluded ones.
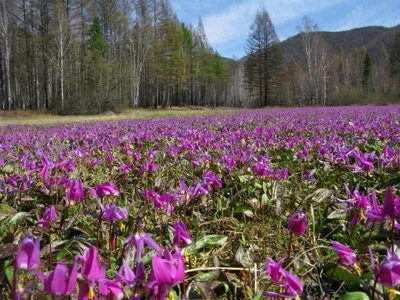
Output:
[195,271,219,282]
[339,292,369,300]
[0,204,16,214]
[195,235,228,250]
[4,260,14,284]
[325,263,359,290]
[10,212,31,225]
[235,245,253,267]
[327,209,346,219]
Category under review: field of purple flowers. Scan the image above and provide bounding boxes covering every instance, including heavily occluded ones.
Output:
[1,106,400,299]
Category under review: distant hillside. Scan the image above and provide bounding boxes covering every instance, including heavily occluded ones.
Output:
[280,25,400,64]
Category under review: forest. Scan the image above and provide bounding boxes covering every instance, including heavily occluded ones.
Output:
[0,0,399,114]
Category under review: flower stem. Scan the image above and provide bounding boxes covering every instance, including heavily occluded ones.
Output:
[392,217,395,253]
[11,261,16,300]
[371,274,379,299]
[49,231,52,268]
[287,233,293,266]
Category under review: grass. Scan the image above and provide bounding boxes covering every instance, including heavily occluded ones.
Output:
[0,107,241,125]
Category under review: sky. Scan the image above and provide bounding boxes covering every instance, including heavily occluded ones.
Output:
[170,0,400,59]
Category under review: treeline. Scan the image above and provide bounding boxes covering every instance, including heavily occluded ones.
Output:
[242,11,400,107]
[1,2,400,113]
[0,0,240,114]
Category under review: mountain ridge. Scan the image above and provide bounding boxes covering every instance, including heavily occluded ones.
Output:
[236,24,400,64]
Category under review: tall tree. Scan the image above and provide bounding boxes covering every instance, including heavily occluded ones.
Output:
[362,50,372,90]
[390,31,400,95]
[0,0,12,109]
[244,7,281,107]
[53,1,73,113]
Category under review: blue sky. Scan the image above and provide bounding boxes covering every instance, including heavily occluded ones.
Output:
[170,0,400,59]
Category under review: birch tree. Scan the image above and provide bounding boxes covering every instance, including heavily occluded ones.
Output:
[53,1,73,113]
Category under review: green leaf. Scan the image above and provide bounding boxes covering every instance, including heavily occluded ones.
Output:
[195,235,228,250]
[339,292,369,300]
[253,291,264,300]
[235,246,253,267]
[0,204,16,214]
[4,260,14,284]
[194,282,217,300]
[234,205,254,218]
[327,208,346,219]
[325,263,360,290]
[195,272,219,282]
[10,212,31,225]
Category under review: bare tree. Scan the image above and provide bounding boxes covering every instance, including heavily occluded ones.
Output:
[0,0,12,109]
[52,1,73,113]
[130,0,151,108]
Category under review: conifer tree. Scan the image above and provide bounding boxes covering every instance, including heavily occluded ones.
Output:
[362,51,372,90]
[244,8,281,107]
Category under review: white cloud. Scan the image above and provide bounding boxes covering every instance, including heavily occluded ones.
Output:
[202,0,349,46]
[339,2,400,31]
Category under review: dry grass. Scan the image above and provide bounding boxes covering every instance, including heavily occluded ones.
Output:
[0,107,242,125]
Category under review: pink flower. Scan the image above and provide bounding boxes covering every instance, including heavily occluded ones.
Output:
[16,235,40,271]
[38,205,58,229]
[264,271,303,298]
[89,182,119,198]
[43,258,78,296]
[66,180,84,205]
[101,204,128,222]
[288,211,307,236]
[331,241,357,266]
[125,225,161,262]
[170,220,193,248]
[146,247,185,299]
[265,258,286,284]
[80,246,103,282]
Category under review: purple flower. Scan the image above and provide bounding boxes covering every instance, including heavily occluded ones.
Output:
[98,279,124,300]
[382,187,396,220]
[125,225,162,262]
[378,250,400,287]
[159,192,178,216]
[189,182,209,198]
[66,180,84,205]
[253,161,272,177]
[77,281,98,300]
[192,159,200,168]
[170,220,193,248]
[101,204,128,223]
[15,281,34,299]
[133,152,141,161]
[147,247,185,298]
[43,258,78,296]
[16,235,40,271]
[265,258,285,284]
[116,260,145,286]
[80,246,103,282]
[38,205,58,229]
[89,182,119,198]
[331,241,357,266]
[203,170,222,188]
[264,271,303,298]
[346,148,375,173]
[288,211,307,236]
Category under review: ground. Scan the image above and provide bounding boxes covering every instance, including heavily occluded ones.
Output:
[0,107,241,125]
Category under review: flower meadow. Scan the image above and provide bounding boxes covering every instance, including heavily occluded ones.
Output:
[1,106,400,299]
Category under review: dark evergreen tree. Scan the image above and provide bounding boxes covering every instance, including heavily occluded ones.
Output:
[88,17,106,59]
[362,51,372,90]
[244,8,281,107]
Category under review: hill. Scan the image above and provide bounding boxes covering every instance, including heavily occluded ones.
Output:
[280,25,400,64]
